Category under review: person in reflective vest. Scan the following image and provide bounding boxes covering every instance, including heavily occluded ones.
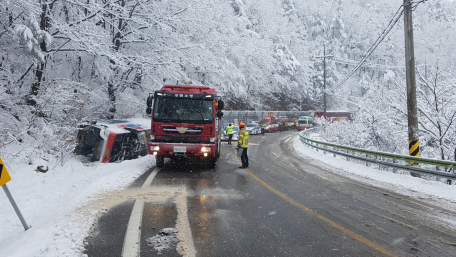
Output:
[226,123,235,145]
[261,124,265,136]
[237,122,249,169]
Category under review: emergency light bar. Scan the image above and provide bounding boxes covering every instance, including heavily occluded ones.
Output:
[155,91,215,99]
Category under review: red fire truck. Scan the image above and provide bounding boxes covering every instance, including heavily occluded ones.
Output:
[146,85,224,168]
[259,116,279,133]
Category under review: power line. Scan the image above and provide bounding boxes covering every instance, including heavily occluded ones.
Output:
[332,4,405,90]
[411,0,427,11]
[331,57,404,69]
[338,0,367,51]
[331,56,427,69]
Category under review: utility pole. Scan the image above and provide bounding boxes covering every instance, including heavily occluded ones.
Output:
[315,44,332,121]
[323,44,327,120]
[403,0,420,166]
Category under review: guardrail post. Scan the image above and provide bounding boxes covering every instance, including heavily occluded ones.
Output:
[316,143,318,152]
[393,159,397,173]
[346,150,350,161]
[410,171,421,178]
[365,154,369,167]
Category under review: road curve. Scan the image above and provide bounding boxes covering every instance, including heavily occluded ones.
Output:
[84,130,456,257]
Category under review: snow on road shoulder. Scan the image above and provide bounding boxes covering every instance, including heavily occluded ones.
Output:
[292,135,456,207]
[0,155,156,257]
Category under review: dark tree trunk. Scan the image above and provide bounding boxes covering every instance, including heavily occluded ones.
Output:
[28,2,52,107]
[107,82,116,119]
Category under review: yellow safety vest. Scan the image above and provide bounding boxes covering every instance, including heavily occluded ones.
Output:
[238,132,249,148]
[227,125,235,134]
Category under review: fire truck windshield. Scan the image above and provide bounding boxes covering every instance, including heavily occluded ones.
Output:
[153,97,214,124]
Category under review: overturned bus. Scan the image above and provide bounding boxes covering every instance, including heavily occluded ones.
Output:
[75,119,151,163]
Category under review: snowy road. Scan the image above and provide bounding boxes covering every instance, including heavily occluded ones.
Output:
[83,131,456,257]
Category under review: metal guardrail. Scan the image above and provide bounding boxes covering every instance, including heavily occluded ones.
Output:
[299,129,456,184]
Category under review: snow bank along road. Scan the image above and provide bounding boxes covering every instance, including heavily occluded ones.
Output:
[84,131,456,257]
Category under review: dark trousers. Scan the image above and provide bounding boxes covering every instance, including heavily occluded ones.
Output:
[228,134,233,145]
[241,148,248,167]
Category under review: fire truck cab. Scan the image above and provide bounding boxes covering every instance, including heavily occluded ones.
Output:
[146,85,224,168]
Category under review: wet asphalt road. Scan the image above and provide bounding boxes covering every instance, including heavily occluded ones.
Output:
[84,130,456,257]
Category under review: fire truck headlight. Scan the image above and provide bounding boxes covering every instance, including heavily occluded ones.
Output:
[151,146,159,151]
[209,137,216,142]
[204,153,208,157]
[201,147,211,153]
[153,152,157,155]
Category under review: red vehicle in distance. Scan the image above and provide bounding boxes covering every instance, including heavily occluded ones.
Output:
[277,116,289,131]
[259,116,279,132]
[314,111,354,122]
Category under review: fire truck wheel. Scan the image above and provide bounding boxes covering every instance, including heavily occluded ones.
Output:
[156,156,164,168]
[207,157,217,168]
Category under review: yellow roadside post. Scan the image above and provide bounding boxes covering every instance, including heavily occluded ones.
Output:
[1,157,29,231]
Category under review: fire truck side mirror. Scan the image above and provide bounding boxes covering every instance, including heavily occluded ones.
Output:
[146,94,153,107]
[217,111,224,118]
[146,107,152,115]
[218,100,224,111]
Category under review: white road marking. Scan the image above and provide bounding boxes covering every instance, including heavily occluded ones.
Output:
[174,188,197,257]
[121,199,144,257]
[121,168,196,257]
[142,168,158,190]
[122,169,157,257]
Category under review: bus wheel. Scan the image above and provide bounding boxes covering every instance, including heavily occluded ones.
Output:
[112,149,126,162]
[156,156,164,168]
[129,138,140,159]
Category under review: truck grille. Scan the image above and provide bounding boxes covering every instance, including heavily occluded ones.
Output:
[152,136,208,144]
[162,127,203,135]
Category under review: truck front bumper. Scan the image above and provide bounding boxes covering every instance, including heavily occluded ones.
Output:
[147,142,216,157]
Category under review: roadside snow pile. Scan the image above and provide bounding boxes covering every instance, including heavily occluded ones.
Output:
[0,155,155,257]
[293,136,456,205]
[146,228,179,254]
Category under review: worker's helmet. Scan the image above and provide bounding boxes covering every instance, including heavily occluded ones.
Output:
[229,123,231,126]
[240,122,245,127]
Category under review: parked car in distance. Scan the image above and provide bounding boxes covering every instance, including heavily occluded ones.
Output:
[245,123,261,135]
[221,126,239,141]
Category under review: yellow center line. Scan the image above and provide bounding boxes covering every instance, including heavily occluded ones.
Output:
[242,166,397,257]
